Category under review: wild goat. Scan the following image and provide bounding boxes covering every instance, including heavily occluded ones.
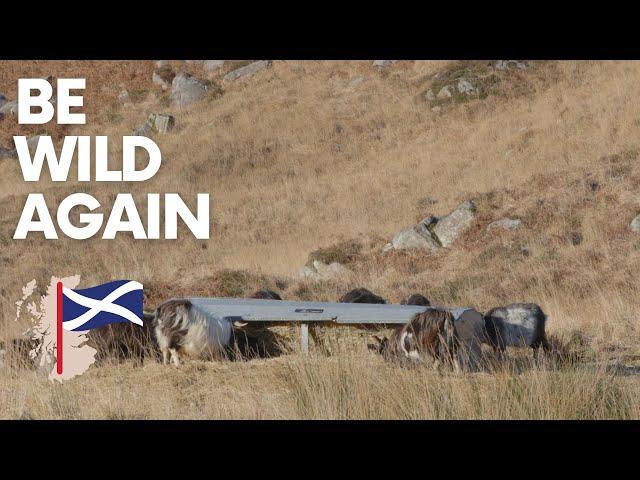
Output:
[154,299,233,365]
[339,288,387,304]
[368,309,458,368]
[401,293,431,306]
[483,303,550,356]
[249,289,282,300]
[153,298,284,365]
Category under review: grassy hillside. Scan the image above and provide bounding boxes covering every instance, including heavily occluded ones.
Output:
[1,60,640,418]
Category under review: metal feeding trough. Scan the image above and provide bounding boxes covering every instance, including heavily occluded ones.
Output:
[187,297,483,353]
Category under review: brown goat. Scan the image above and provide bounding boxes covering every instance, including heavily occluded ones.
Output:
[368,309,459,368]
[401,293,431,306]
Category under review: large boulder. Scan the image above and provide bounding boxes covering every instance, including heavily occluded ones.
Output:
[630,215,640,233]
[171,73,207,107]
[298,260,351,281]
[457,78,475,95]
[133,113,175,136]
[146,113,175,133]
[432,200,476,247]
[224,60,272,82]
[392,226,440,252]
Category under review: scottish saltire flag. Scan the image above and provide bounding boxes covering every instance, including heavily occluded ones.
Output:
[60,280,144,331]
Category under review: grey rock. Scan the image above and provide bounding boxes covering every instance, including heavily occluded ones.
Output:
[495,60,527,71]
[382,242,394,253]
[373,60,396,68]
[147,113,175,133]
[204,60,225,72]
[392,227,440,252]
[171,72,207,107]
[0,100,18,116]
[437,85,452,99]
[419,214,439,228]
[155,60,170,68]
[117,89,131,105]
[630,215,640,233]
[425,89,435,102]
[487,218,522,232]
[457,78,475,95]
[133,113,176,136]
[432,200,476,247]
[0,93,6,109]
[298,265,320,281]
[224,60,272,82]
[431,106,442,113]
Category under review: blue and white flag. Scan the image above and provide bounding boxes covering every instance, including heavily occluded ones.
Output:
[61,280,144,331]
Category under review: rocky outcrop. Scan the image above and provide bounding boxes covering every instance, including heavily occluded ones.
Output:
[133,113,175,136]
[224,61,272,82]
[385,200,476,252]
[630,215,640,233]
[432,200,476,247]
[171,73,207,107]
[298,260,351,281]
[147,113,175,133]
[391,226,440,252]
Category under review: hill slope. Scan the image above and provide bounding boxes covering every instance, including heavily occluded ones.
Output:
[1,60,640,418]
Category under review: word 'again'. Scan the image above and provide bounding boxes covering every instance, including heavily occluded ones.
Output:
[13,193,210,240]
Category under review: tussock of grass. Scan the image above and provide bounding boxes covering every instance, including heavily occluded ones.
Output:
[306,240,362,267]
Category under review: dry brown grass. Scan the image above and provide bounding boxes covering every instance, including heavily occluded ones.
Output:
[2,60,640,418]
